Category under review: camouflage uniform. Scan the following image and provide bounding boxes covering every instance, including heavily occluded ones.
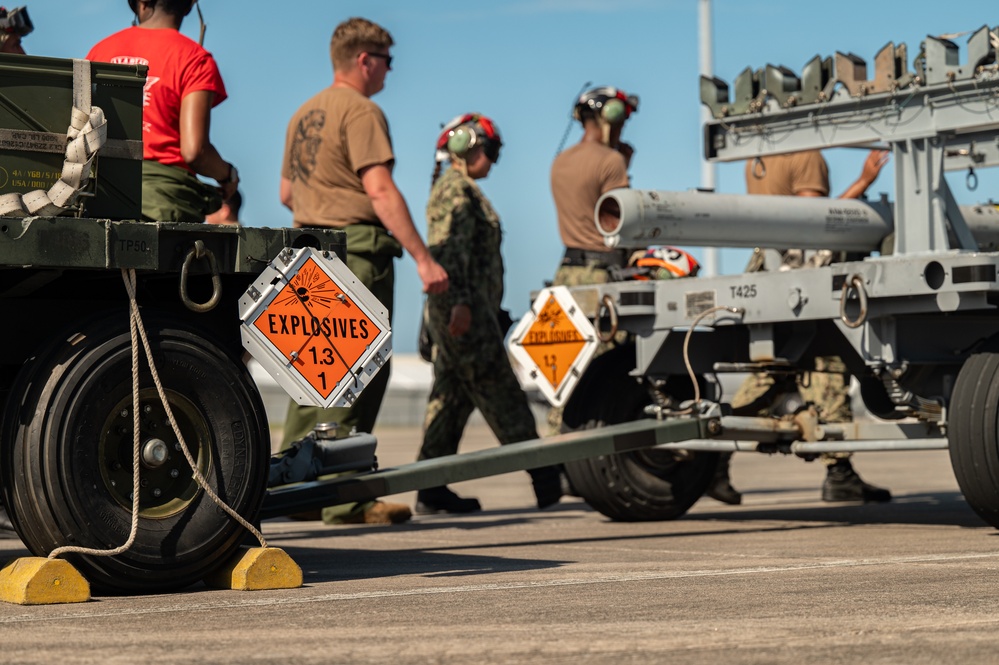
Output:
[730,263,853,463]
[735,151,852,462]
[419,167,538,460]
[731,357,852,425]
[552,262,612,289]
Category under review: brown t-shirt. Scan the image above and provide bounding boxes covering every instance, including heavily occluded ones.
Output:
[281,86,393,228]
[745,150,829,196]
[551,141,630,252]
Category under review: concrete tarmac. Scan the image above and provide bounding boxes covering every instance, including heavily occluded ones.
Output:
[1,423,997,664]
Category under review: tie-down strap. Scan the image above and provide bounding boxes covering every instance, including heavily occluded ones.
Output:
[0,58,111,217]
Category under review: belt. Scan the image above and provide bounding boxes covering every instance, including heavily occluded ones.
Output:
[298,219,384,230]
[561,247,630,269]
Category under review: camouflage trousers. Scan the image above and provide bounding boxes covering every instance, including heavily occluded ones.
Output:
[419,329,537,461]
[731,355,852,463]
[553,262,612,288]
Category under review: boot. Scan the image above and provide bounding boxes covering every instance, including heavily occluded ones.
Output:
[706,452,742,505]
[822,458,891,503]
[0,505,13,531]
[415,486,482,515]
[333,500,412,525]
[559,466,580,498]
[529,466,563,509]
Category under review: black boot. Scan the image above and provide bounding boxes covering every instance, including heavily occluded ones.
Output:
[822,459,891,503]
[529,466,563,509]
[415,486,482,515]
[706,452,742,505]
[558,464,580,498]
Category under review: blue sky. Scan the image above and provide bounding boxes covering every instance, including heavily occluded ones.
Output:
[27,1,999,353]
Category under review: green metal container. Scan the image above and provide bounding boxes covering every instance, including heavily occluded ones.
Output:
[0,53,145,220]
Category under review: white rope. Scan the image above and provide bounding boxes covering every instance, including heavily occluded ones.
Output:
[49,269,268,560]
[0,59,107,218]
[121,269,268,547]
[49,272,144,559]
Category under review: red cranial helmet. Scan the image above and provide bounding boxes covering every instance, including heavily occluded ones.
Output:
[435,113,502,164]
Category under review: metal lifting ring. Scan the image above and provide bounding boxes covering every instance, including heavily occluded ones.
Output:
[595,294,619,343]
[751,156,767,179]
[839,274,868,329]
[180,240,222,313]
[967,166,978,191]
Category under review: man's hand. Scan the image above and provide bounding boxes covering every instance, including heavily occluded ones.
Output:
[417,256,449,294]
[860,149,890,185]
[448,304,471,337]
[840,149,890,199]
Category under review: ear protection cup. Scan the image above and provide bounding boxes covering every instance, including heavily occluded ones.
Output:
[573,87,638,126]
[436,113,502,164]
[601,98,627,124]
[447,126,475,157]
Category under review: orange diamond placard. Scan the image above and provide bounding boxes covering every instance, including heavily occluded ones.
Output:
[523,295,585,390]
[253,257,381,399]
[241,248,391,408]
[507,286,597,408]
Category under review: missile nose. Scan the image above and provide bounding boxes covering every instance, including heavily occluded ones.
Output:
[597,195,623,236]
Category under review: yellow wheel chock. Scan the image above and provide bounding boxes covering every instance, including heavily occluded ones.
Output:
[0,557,90,605]
[203,547,302,591]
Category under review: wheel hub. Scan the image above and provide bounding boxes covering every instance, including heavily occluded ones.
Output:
[99,389,212,519]
[141,438,170,469]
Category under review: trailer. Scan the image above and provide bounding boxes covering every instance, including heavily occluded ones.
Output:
[506,25,999,527]
[0,54,346,596]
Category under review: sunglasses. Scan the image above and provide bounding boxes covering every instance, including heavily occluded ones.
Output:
[365,52,393,69]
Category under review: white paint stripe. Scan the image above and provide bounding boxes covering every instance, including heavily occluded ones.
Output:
[2,550,996,624]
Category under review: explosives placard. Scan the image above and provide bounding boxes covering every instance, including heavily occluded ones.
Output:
[507,286,598,408]
[240,248,391,408]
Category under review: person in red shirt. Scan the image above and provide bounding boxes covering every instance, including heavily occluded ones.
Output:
[87,0,238,222]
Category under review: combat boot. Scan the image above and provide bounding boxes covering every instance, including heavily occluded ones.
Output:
[706,452,742,505]
[529,465,563,509]
[415,486,482,515]
[343,500,412,525]
[822,458,891,503]
[0,506,13,531]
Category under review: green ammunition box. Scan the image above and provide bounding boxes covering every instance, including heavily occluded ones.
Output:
[0,53,145,220]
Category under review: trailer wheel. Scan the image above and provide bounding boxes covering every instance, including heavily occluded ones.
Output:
[0,315,270,593]
[948,351,999,529]
[561,344,718,521]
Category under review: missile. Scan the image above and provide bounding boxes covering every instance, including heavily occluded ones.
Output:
[596,189,999,253]
[596,189,892,251]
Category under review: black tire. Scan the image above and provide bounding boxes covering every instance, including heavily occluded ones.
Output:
[562,344,719,522]
[948,352,999,528]
[0,314,270,593]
